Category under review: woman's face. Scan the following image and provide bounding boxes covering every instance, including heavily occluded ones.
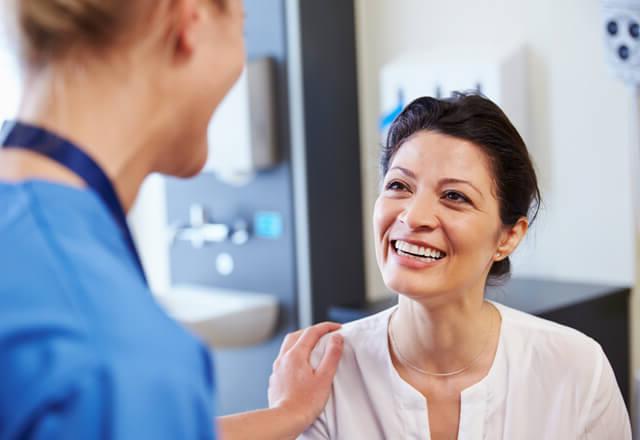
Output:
[374,130,511,301]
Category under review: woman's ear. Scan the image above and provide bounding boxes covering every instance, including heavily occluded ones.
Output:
[495,217,529,261]
[172,0,201,58]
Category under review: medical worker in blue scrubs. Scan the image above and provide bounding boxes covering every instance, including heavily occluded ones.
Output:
[0,0,344,438]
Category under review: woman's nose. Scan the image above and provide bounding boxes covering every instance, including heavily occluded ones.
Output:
[398,196,439,230]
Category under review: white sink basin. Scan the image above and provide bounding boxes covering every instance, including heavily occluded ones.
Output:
[155,284,279,349]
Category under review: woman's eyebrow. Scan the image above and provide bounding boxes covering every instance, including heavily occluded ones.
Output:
[388,166,416,178]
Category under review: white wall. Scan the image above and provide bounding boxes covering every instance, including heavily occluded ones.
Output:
[0,37,21,122]
[354,0,638,371]
[128,175,172,295]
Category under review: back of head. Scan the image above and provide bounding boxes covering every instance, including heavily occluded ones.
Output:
[6,0,148,68]
[6,0,227,68]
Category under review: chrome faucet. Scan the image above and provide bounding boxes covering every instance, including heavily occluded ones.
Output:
[170,204,249,248]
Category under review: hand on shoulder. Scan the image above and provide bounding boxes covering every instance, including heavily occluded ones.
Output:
[268,322,344,431]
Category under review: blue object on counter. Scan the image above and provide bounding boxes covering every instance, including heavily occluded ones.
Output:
[254,211,283,239]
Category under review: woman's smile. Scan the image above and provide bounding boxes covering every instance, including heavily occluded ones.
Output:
[389,238,447,269]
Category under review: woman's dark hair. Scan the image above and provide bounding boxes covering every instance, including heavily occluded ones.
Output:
[381,92,541,285]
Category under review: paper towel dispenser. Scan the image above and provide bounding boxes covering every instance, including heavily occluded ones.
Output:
[205,57,278,185]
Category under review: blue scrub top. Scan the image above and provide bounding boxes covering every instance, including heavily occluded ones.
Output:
[0,180,216,439]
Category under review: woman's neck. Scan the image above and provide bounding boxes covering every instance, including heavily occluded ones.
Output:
[391,291,497,374]
[2,64,167,212]
[0,148,86,188]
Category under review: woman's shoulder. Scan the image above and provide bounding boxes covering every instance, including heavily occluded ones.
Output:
[337,306,396,349]
[494,301,605,369]
[310,307,395,368]
[496,301,595,339]
[493,302,630,436]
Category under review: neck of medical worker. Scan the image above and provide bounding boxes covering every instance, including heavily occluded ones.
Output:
[393,286,495,373]
[13,65,166,212]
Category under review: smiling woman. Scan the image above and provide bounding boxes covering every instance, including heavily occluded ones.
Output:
[300,93,631,440]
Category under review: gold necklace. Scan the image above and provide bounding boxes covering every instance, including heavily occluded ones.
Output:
[388,305,495,377]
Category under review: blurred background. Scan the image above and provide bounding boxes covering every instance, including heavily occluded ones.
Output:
[1,0,638,430]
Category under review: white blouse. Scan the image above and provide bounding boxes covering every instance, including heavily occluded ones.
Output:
[301,302,631,439]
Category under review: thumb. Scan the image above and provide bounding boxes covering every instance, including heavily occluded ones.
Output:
[315,333,344,382]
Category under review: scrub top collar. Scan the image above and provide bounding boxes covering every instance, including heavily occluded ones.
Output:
[0,120,147,284]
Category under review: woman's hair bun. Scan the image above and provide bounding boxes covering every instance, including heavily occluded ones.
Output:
[13,0,130,65]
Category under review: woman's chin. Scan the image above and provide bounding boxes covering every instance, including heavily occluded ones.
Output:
[182,158,207,178]
[384,277,449,302]
[165,146,208,178]
[164,161,205,179]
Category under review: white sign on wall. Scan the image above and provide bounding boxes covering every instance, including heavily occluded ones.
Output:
[379,44,529,145]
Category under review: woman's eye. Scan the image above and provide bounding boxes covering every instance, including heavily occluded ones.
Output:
[385,181,409,192]
[443,190,469,203]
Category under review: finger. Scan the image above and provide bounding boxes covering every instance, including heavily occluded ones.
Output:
[315,333,344,381]
[293,322,343,355]
[278,329,303,356]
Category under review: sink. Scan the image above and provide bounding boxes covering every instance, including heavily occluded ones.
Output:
[155,284,279,349]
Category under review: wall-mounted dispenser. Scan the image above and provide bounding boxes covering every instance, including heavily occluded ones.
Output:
[205,58,278,186]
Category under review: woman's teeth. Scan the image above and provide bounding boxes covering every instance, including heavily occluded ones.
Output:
[394,240,445,261]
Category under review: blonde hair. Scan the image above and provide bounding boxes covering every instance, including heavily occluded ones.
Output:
[9,0,149,66]
[9,0,226,67]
